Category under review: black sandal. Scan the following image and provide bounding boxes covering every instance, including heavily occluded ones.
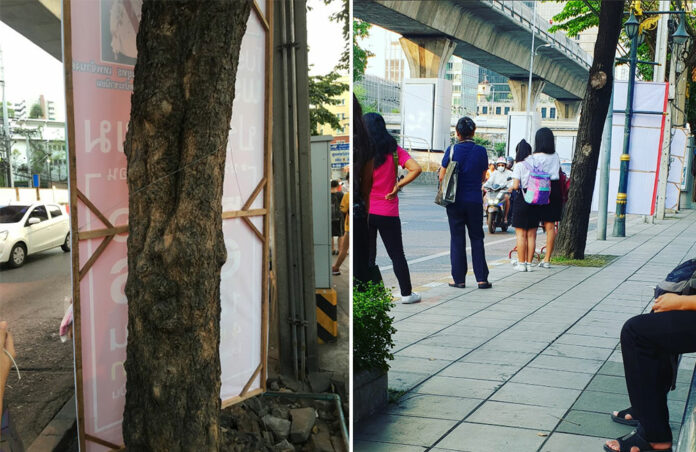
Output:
[477,282,492,289]
[611,407,639,426]
[448,282,466,288]
[603,430,672,452]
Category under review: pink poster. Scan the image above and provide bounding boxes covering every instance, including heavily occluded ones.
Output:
[66,1,270,449]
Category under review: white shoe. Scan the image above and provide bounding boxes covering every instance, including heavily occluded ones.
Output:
[515,262,527,272]
[539,261,551,269]
[401,292,422,304]
[510,258,518,266]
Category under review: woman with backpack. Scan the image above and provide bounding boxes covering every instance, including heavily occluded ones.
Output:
[364,112,423,304]
[510,139,537,272]
[532,128,562,268]
[439,117,492,289]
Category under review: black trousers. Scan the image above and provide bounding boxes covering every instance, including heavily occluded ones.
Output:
[353,212,371,287]
[368,214,412,296]
[446,202,489,284]
[621,310,696,442]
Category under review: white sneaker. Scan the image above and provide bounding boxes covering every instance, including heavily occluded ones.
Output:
[401,292,422,304]
[515,262,528,272]
[539,261,551,269]
[510,258,518,266]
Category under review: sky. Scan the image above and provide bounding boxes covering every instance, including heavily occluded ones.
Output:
[0,1,345,122]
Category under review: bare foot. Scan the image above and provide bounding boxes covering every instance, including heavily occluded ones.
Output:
[612,410,634,421]
[604,439,672,451]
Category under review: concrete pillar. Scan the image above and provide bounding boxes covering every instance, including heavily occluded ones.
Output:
[507,78,545,112]
[554,99,581,120]
[399,36,456,79]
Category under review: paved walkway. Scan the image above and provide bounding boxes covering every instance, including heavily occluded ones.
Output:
[355,211,696,451]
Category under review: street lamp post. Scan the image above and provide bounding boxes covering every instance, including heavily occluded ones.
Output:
[612,12,640,238]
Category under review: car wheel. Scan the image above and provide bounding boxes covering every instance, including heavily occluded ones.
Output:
[9,243,26,268]
[61,233,71,252]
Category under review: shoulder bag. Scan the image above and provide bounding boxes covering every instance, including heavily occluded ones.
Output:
[435,144,458,207]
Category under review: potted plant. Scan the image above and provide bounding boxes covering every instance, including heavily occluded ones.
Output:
[353,281,396,424]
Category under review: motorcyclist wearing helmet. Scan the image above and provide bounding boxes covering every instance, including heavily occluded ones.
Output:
[483,157,513,224]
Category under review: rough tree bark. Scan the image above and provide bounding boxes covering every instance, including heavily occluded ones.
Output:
[554,0,624,259]
[122,1,252,450]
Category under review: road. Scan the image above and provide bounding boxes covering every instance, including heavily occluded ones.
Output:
[0,247,74,447]
[374,184,598,292]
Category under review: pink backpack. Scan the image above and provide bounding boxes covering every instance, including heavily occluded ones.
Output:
[523,159,551,205]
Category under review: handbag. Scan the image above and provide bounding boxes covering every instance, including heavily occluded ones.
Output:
[435,145,458,207]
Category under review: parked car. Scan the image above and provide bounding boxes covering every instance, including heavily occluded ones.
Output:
[0,202,71,268]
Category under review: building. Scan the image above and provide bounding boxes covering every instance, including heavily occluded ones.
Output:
[316,75,350,139]
[8,117,67,187]
[354,73,401,115]
[445,56,479,118]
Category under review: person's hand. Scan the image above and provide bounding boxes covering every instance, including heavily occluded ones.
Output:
[653,293,685,312]
[385,184,399,200]
[0,321,15,392]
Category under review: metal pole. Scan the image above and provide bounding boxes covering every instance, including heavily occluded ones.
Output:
[653,0,670,82]
[613,33,638,237]
[0,45,12,187]
[526,1,536,142]
[597,88,614,240]
[656,44,677,220]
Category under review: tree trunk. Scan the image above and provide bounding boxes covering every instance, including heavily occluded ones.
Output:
[554,0,624,259]
[123,1,252,450]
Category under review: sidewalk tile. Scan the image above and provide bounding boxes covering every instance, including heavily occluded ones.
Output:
[439,362,521,381]
[478,339,548,354]
[415,376,502,399]
[390,356,450,375]
[490,382,581,410]
[510,367,594,390]
[528,355,604,374]
[542,344,614,361]
[388,371,430,392]
[398,344,471,361]
[354,414,457,447]
[460,349,536,367]
[436,423,546,451]
[353,440,426,452]
[571,390,630,414]
[597,361,625,377]
[554,334,619,349]
[585,374,628,395]
[386,394,480,420]
[555,409,635,438]
[419,334,488,349]
[539,432,608,451]
[467,400,566,430]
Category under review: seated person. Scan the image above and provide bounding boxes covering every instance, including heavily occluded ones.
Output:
[604,292,696,452]
[0,321,16,443]
[483,157,513,223]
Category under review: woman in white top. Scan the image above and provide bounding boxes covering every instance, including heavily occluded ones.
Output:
[510,139,537,272]
[529,128,561,268]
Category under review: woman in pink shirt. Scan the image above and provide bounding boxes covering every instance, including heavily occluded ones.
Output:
[363,113,423,304]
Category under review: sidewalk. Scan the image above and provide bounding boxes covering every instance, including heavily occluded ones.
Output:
[355,211,696,451]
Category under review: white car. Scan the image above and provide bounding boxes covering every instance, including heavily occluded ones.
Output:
[0,202,71,268]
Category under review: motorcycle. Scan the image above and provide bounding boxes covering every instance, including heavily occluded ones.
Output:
[485,184,509,234]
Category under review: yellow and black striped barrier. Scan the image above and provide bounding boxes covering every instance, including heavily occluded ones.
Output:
[316,288,337,343]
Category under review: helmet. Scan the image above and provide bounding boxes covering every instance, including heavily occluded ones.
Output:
[496,157,506,166]
[506,156,514,164]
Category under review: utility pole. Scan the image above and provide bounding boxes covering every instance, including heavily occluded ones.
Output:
[0,45,13,188]
[653,0,670,83]
[655,45,676,220]
[597,88,613,240]
[525,0,536,142]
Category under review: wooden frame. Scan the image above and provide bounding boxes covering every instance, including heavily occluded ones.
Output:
[64,1,273,449]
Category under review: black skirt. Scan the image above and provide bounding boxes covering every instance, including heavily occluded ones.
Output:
[511,190,540,229]
[536,180,563,223]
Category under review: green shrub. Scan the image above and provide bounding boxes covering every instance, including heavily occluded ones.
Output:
[353,281,396,373]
